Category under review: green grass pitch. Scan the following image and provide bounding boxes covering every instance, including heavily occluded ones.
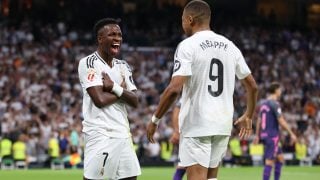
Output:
[0,166,319,180]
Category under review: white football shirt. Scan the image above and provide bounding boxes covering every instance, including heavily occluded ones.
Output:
[78,51,137,138]
[172,30,251,137]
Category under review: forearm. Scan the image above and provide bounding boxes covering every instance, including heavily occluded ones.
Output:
[87,86,118,108]
[255,117,261,135]
[154,86,180,118]
[97,92,119,107]
[171,107,180,132]
[279,116,294,135]
[245,90,258,118]
[119,90,138,108]
[107,81,138,108]
[242,75,258,118]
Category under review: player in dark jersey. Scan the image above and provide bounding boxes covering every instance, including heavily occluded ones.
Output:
[254,82,297,180]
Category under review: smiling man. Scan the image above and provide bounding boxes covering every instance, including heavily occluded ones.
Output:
[78,18,141,180]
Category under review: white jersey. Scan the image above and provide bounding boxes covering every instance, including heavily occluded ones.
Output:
[78,51,137,138]
[172,30,251,137]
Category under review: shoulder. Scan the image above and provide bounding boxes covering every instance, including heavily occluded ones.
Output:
[113,58,126,65]
[175,38,194,57]
[268,100,280,110]
[212,31,233,43]
[178,36,195,49]
[258,99,266,106]
[213,31,239,50]
[113,58,132,70]
[113,58,129,67]
[79,52,99,68]
[269,100,279,106]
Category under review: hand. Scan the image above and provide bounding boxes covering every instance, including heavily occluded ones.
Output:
[290,133,297,144]
[146,121,158,143]
[170,131,180,145]
[234,114,252,139]
[102,72,114,92]
[120,78,127,89]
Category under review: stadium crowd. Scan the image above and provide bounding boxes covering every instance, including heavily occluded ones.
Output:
[0,18,319,167]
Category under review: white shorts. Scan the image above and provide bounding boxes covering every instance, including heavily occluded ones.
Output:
[179,135,229,168]
[83,131,141,180]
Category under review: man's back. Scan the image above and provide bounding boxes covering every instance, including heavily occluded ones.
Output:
[172,30,251,137]
[259,99,281,138]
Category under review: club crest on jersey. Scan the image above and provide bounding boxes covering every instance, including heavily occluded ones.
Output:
[87,68,96,82]
[173,59,181,72]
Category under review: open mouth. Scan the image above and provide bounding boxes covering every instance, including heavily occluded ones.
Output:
[110,43,120,53]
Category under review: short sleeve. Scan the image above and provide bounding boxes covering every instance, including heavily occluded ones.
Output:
[122,62,137,91]
[78,57,103,89]
[234,47,251,79]
[172,42,193,77]
[271,101,282,118]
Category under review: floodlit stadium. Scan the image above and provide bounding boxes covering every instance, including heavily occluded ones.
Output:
[0,0,319,179]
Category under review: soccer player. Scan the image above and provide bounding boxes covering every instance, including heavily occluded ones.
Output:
[78,18,141,180]
[146,1,258,180]
[254,82,297,180]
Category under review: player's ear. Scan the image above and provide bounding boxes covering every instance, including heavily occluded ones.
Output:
[188,15,193,24]
[188,15,196,26]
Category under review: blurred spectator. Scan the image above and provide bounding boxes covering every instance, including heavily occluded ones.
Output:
[229,135,242,166]
[306,125,320,160]
[48,132,60,161]
[0,133,12,159]
[295,136,308,160]
[12,134,27,166]
[58,129,69,157]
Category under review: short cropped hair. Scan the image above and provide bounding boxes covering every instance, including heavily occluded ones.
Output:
[93,18,121,41]
[267,82,281,94]
[184,0,211,23]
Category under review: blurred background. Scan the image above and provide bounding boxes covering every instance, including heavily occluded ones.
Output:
[0,0,319,170]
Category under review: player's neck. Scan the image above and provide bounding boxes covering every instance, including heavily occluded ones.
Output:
[268,94,278,101]
[97,49,113,67]
[192,25,210,35]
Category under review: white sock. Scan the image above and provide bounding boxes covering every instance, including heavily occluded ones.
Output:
[208,178,217,180]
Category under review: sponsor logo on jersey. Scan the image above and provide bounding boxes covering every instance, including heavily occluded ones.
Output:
[277,108,282,114]
[87,68,96,82]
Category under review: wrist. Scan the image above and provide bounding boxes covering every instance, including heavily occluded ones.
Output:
[151,115,161,125]
[244,110,253,118]
[112,83,124,97]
